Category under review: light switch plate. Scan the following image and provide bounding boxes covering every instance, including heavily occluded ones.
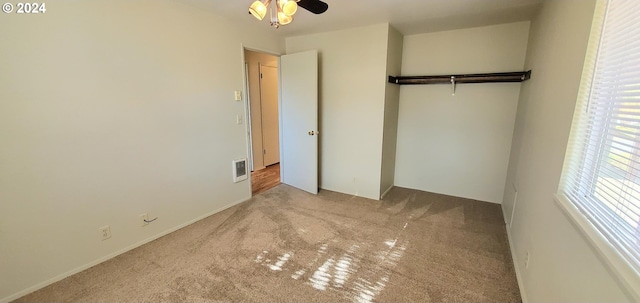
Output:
[234,91,242,101]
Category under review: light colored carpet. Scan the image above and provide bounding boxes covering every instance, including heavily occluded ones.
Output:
[14,185,521,302]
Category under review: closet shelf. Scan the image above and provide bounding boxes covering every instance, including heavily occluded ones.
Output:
[388,70,531,85]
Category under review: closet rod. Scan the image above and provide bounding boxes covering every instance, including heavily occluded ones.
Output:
[388,70,531,85]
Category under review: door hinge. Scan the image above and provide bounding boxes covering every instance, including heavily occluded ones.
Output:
[260,73,263,79]
[263,149,267,155]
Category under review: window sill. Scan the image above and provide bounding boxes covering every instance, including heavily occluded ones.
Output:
[553,194,640,302]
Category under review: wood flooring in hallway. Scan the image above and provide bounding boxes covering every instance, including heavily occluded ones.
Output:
[251,163,280,195]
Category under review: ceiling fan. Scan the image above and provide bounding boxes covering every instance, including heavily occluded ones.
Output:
[249,0,329,28]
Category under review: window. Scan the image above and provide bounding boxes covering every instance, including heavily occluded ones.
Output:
[559,0,640,295]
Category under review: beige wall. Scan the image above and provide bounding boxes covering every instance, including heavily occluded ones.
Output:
[394,22,530,203]
[0,1,284,301]
[286,24,390,200]
[380,26,403,197]
[244,50,279,171]
[503,1,633,301]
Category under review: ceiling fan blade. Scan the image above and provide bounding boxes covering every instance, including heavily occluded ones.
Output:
[297,0,328,14]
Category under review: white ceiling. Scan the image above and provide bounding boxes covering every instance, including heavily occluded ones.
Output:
[178,0,543,38]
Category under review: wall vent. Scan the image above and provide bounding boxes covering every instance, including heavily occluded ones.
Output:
[233,158,248,183]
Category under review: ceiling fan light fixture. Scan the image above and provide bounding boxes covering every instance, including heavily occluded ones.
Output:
[249,0,326,28]
[279,0,297,16]
[249,0,271,21]
[277,11,293,25]
[270,5,281,28]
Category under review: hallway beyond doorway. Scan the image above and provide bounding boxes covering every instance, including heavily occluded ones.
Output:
[251,163,280,195]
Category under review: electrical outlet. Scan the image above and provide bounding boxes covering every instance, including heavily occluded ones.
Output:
[140,213,149,227]
[99,225,111,240]
[234,90,242,101]
[524,251,531,269]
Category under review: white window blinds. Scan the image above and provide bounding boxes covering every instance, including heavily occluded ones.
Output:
[561,0,640,274]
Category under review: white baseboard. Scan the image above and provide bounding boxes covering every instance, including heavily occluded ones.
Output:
[380,185,394,199]
[506,226,528,303]
[391,184,501,204]
[0,196,251,303]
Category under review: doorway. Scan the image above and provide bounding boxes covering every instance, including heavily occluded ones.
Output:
[244,49,281,195]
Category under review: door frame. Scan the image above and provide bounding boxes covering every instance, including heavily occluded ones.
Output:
[240,44,284,194]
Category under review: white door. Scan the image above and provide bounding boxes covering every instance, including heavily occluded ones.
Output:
[260,65,280,166]
[280,50,318,194]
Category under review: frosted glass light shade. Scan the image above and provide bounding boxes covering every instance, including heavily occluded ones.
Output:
[280,0,297,16]
[249,0,271,20]
[277,11,293,25]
